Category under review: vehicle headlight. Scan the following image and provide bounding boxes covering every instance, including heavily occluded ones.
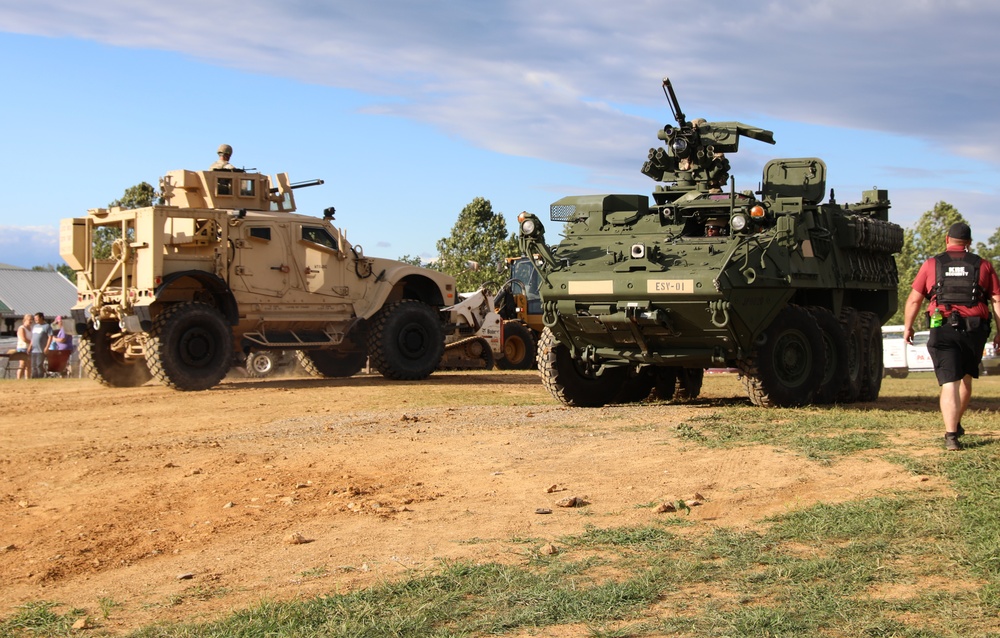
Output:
[731,214,748,232]
[520,218,536,236]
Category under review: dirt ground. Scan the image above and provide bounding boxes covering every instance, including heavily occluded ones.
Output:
[0,371,947,634]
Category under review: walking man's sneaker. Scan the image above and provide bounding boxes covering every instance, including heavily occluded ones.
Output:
[945,432,962,451]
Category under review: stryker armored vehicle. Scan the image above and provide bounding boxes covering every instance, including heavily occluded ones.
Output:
[517,78,904,407]
[60,165,493,391]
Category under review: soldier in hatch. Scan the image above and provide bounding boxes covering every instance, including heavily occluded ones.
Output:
[210,144,234,170]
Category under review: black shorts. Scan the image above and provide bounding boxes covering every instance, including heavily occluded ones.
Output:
[928,321,991,385]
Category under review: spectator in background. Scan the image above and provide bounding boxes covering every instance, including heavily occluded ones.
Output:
[30,313,53,379]
[48,316,73,375]
[16,313,32,379]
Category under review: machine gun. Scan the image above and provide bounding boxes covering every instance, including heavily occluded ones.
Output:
[641,78,775,189]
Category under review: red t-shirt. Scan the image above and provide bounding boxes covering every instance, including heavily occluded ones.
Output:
[911,248,1000,318]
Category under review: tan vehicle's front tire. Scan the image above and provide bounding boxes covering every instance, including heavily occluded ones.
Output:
[367,300,444,380]
[147,302,233,391]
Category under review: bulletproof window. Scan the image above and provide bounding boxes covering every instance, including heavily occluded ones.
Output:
[249,227,271,241]
[217,177,233,196]
[302,226,337,250]
[239,179,256,197]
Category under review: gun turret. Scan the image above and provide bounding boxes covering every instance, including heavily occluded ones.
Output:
[641,78,775,191]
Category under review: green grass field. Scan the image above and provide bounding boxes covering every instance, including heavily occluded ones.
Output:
[5,374,1000,637]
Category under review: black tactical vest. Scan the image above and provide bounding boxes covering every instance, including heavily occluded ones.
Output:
[934,251,982,308]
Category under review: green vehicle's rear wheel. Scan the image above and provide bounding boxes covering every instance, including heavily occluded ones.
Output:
[808,307,849,404]
[742,305,826,407]
[537,328,626,407]
[837,308,864,403]
[613,365,655,404]
[654,367,704,401]
[857,311,884,401]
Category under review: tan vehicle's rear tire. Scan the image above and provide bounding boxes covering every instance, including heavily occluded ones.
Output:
[79,323,153,387]
[147,302,233,391]
[296,349,367,378]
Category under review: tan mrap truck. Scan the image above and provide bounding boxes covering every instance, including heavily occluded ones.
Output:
[60,167,464,390]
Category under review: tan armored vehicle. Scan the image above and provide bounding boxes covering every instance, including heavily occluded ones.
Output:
[60,167,467,390]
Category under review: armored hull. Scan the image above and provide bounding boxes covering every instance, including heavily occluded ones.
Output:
[518,81,903,407]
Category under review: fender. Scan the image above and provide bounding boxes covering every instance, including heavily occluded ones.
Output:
[152,270,240,325]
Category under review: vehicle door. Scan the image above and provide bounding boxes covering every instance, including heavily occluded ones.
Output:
[289,223,347,298]
[233,223,293,297]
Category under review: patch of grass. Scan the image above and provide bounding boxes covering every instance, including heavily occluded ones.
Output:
[562,524,681,552]
[680,407,892,461]
[790,431,887,462]
[0,601,83,637]
[167,586,230,607]
[98,596,122,619]
[941,443,1000,603]
[129,561,665,637]
[298,565,328,580]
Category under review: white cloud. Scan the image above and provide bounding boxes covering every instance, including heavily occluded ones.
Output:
[2,0,998,178]
[0,225,61,268]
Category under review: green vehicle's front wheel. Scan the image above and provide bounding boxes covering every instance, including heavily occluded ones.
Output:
[537,328,625,407]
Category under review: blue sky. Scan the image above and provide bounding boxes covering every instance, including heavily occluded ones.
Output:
[1,1,998,269]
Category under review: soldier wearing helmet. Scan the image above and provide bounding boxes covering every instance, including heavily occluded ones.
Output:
[210,144,234,170]
[704,217,728,237]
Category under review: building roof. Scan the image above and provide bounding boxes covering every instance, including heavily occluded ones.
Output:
[0,267,78,320]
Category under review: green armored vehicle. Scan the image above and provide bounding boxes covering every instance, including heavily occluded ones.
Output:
[517,79,903,407]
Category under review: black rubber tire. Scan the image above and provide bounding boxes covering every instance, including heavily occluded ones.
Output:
[246,351,277,378]
[613,366,655,403]
[808,307,850,404]
[537,327,626,407]
[79,323,153,387]
[742,305,826,407]
[837,308,863,403]
[295,349,367,378]
[146,302,233,391]
[857,311,884,401]
[654,366,704,401]
[495,321,537,370]
[367,300,444,380]
[677,367,705,400]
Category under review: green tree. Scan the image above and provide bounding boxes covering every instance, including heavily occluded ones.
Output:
[890,201,966,325]
[94,182,159,259]
[397,254,426,267]
[974,227,1000,264]
[435,197,519,292]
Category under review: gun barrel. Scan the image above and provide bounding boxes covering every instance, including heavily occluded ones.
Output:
[290,179,325,190]
[662,78,686,127]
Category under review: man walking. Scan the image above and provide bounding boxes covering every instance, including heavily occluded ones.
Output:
[903,222,1000,450]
